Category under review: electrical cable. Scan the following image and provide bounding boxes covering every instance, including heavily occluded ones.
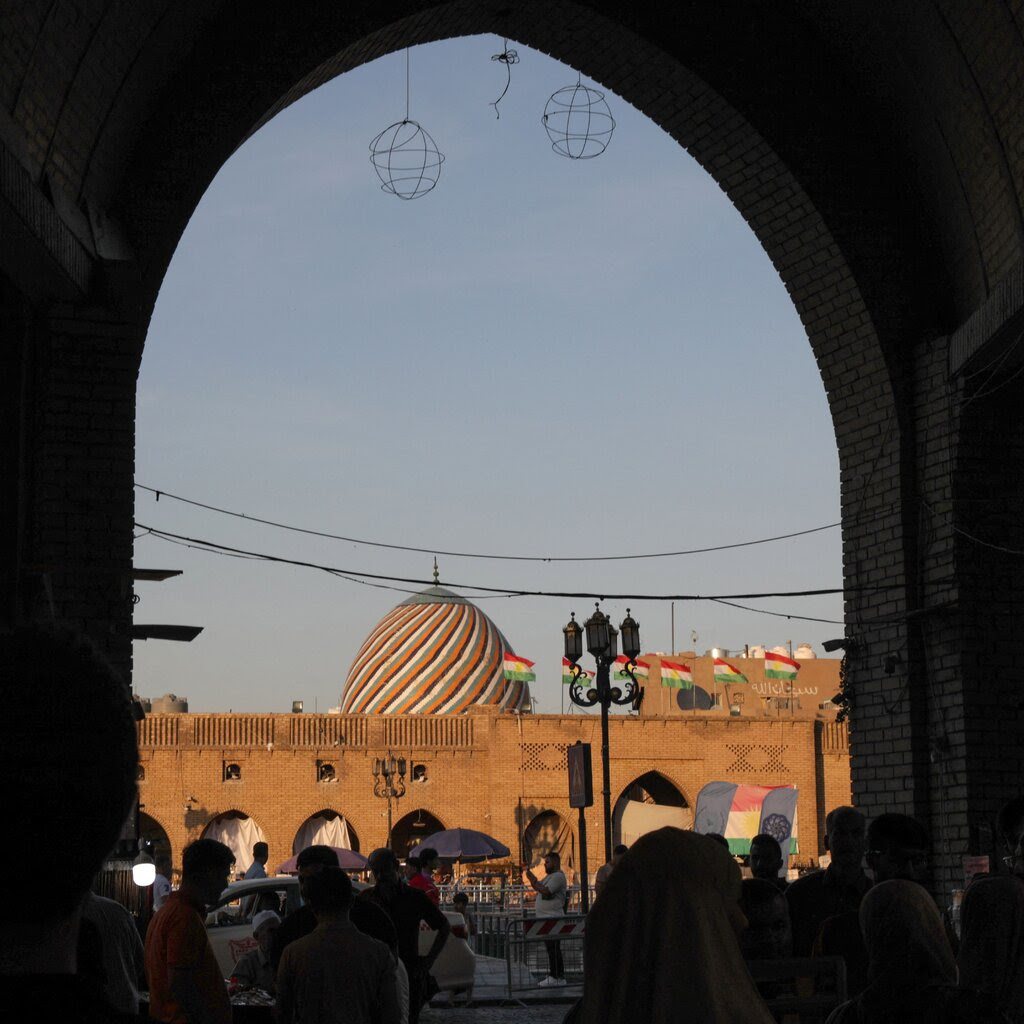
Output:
[134,483,840,563]
[135,520,875,603]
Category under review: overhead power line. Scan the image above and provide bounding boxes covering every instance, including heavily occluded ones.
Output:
[135,521,859,611]
[134,483,840,563]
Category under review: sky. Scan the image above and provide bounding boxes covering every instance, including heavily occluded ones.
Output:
[131,36,843,714]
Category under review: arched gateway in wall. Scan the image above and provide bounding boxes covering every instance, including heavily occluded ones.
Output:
[4,4,1024,892]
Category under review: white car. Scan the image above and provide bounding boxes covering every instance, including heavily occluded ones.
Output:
[204,876,474,997]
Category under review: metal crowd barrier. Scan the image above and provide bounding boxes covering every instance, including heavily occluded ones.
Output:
[504,915,587,1000]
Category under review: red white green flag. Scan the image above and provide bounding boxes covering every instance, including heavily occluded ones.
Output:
[561,657,595,685]
[613,655,635,680]
[713,658,748,685]
[764,651,800,681]
[660,659,693,689]
[631,658,651,680]
[503,654,535,682]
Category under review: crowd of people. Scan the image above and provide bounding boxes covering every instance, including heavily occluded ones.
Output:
[4,624,1024,1024]
[571,804,1024,1023]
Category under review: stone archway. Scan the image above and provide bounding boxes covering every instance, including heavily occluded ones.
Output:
[612,771,692,848]
[523,809,576,876]
[201,810,267,877]
[292,809,360,854]
[390,808,445,860]
[5,4,1024,893]
[139,811,173,865]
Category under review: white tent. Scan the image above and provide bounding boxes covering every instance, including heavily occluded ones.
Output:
[293,813,353,853]
[202,814,267,875]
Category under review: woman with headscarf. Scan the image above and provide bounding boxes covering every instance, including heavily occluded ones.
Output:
[958,875,1024,1023]
[577,827,775,1024]
[825,879,1004,1024]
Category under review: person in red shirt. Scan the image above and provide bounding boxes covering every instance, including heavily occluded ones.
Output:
[145,839,235,1024]
[408,847,440,906]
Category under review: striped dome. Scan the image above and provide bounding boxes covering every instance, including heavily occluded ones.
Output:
[340,586,529,715]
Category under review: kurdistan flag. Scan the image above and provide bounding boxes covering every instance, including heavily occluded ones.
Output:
[660,659,693,689]
[561,658,595,685]
[764,651,800,681]
[631,658,651,680]
[713,658,748,685]
[613,655,635,680]
[503,654,535,682]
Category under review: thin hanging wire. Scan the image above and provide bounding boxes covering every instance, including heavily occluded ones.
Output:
[490,38,520,118]
[405,47,410,121]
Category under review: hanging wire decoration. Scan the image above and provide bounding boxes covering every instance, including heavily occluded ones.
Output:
[369,48,444,199]
[542,70,616,159]
[490,37,520,118]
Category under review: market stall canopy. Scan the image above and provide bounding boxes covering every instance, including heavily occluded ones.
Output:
[276,846,367,873]
[409,827,511,863]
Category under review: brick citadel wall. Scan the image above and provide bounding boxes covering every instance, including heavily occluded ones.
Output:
[137,706,849,876]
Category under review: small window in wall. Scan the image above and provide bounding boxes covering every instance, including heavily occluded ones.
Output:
[412,763,428,784]
[223,762,242,782]
[137,764,146,781]
[317,761,337,783]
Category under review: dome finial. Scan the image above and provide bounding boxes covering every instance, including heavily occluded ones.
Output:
[433,557,440,584]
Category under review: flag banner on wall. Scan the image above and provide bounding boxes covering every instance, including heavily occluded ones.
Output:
[561,658,595,685]
[694,780,799,856]
[503,654,536,682]
[612,655,633,680]
[631,658,651,680]
[713,658,748,685]
[764,651,800,681]
[660,659,693,689]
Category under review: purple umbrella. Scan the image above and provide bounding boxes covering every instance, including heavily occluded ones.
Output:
[408,828,511,863]
[276,846,367,873]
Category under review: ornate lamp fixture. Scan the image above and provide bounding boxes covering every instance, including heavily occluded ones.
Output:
[563,604,642,860]
[372,752,407,848]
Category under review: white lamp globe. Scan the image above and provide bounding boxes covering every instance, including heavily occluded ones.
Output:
[132,850,156,887]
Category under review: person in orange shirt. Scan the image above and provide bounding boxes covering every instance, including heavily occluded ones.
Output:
[145,839,235,1024]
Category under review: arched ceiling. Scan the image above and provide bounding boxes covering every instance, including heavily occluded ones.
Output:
[4,1,1023,337]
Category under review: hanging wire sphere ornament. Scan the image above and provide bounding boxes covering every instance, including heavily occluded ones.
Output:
[542,78,616,159]
[369,119,444,200]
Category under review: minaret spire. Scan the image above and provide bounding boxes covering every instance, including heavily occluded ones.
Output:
[433,557,440,584]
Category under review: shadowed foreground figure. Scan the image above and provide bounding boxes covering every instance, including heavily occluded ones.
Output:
[0,626,140,1024]
[958,875,1024,1024]
[579,827,774,1024]
[825,880,1004,1024]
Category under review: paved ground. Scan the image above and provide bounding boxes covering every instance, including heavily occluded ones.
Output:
[422,1003,572,1024]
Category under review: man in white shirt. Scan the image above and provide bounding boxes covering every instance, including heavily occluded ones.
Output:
[153,855,172,912]
[244,842,269,879]
[524,852,567,987]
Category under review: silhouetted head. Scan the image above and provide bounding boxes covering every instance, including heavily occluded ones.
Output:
[252,841,269,864]
[304,865,353,920]
[867,814,929,883]
[0,625,138,923]
[368,847,400,884]
[181,839,235,906]
[749,834,784,881]
[295,844,340,899]
[824,806,866,873]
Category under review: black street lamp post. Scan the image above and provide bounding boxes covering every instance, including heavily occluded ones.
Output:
[563,605,643,862]
[372,752,407,849]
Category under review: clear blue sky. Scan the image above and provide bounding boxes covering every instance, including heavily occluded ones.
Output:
[132,36,842,714]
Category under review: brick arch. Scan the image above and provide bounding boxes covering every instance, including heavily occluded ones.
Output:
[139,810,174,863]
[611,770,693,849]
[523,808,577,875]
[391,807,446,859]
[290,808,362,855]
[6,2,1024,895]
[200,808,269,876]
